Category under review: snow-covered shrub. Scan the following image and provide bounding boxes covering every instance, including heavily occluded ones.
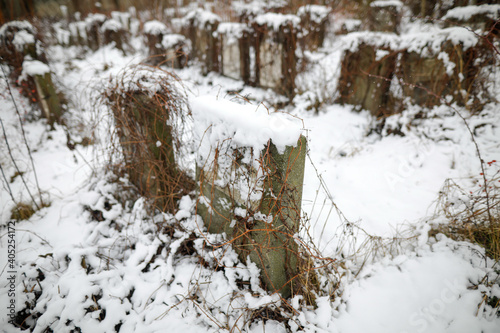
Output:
[102,64,193,213]
[434,159,500,261]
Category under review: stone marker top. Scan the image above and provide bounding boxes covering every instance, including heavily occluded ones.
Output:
[20,60,50,80]
[101,19,123,32]
[161,34,190,50]
[370,0,403,8]
[343,26,479,53]
[254,12,301,30]
[12,30,35,51]
[217,22,249,39]
[183,8,221,28]
[85,13,107,26]
[443,4,500,21]
[143,20,170,35]
[191,95,303,159]
[0,20,35,37]
[297,5,331,23]
[106,65,184,96]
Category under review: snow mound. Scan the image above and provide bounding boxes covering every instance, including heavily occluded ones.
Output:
[297,5,331,23]
[191,95,303,158]
[254,12,300,30]
[443,4,500,21]
[143,20,170,35]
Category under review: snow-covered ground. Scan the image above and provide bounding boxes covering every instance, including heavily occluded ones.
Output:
[1,7,500,333]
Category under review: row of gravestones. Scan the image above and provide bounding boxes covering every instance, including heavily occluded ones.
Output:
[49,5,331,98]
[147,5,331,98]
[337,2,499,117]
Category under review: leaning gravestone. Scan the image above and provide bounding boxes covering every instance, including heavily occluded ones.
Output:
[192,95,306,298]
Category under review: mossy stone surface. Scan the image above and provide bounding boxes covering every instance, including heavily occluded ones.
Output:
[197,136,307,298]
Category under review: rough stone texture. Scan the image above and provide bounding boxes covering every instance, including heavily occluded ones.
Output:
[337,43,398,117]
[102,21,129,53]
[0,21,39,70]
[114,93,177,210]
[183,11,220,75]
[0,21,64,126]
[86,18,105,51]
[368,1,402,34]
[298,5,330,51]
[144,31,165,65]
[443,6,500,39]
[32,72,64,127]
[68,21,87,46]
[197,136,307,298]
[398,41,485,110]
[162,35,190,69]
[259,38,283,89]
[338,19,362,35]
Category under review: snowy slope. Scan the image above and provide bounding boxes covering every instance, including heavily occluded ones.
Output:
[1,8,500,333]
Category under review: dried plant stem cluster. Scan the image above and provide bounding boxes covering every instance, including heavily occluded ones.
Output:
[103,65,193,214]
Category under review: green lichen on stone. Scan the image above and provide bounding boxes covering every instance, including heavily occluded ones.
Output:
[33,72,63,127]
[197,135,307,298]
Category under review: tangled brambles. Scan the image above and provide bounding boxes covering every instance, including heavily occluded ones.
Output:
[434,161,500,261]
[102,64,194,214]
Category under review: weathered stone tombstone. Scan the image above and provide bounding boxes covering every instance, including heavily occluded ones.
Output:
[217,22,251,82]
[21,60,64,127]
[68,21,87,46]
[397,29,489,110]
[143,20,190,68]
[253,13,300,97]
[53,22,71,47]
[192,95,307,298]
[101,18,129,52]
[85,13,107,51]
[182,9,221,75]
[144,20,171,65]
[337,36,399,117]
[297,5,331,51]
[161,34,190,69]
[111,10,132,32]
[337,25,493,114]
[0,21,38,66]
[368,0,403,34]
